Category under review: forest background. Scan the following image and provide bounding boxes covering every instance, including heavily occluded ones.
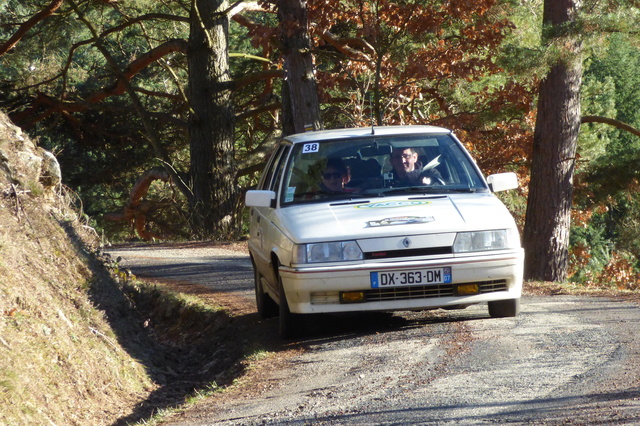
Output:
[1,0,640,288]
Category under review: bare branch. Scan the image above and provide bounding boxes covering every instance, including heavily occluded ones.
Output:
[315,28,375,63]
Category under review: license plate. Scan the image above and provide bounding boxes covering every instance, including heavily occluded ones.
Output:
[370,267,452,288]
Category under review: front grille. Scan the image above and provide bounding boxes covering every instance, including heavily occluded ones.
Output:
[364,279,508,302]
[364,246,452,260]
[309,280,509,305]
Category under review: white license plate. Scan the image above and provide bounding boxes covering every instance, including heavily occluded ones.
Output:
[370,267,452,288]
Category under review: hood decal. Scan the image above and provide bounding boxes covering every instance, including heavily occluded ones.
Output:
[366,216,435,227]
[355,199,431,209]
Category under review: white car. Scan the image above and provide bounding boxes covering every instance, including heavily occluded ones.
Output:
[246,126,524,337]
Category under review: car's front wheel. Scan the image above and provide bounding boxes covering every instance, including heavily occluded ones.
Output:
[254,268,278,319]
[488,298,520,318]
[278,274,304,339]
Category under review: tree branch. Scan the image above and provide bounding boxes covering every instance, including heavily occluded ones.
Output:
[0,0,64,57]
[12,39,188,128]
[103,167,171,240]
[86,39,188,103]
[581,115,640,138]
[315,28,374,63]
[99,13,189,39]
[233,69,283,90]
[67,0,192,200]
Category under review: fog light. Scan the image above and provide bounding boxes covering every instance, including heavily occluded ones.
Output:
[455,283,479,296]
[340,291,366,303]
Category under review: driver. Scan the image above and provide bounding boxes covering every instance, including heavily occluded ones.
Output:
[319,157,351,193]
[390,147,443,186]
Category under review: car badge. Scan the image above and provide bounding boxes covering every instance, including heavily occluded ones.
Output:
[403,237,411,248]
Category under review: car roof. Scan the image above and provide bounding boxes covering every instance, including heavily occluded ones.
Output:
[283,125,452,144]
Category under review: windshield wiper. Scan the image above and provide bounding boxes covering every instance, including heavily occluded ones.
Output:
[328,193,378,205]
[382,186,484,195]
[442,187,483,193]
[330,199,371,206]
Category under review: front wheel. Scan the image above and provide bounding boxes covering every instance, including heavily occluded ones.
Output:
[488,298,520,318]
[254,268,278,319]
[278,275,304,339]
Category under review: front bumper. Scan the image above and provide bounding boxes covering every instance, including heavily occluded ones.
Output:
[279,249,524,314]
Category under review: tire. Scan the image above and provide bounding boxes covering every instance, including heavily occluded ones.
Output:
[254,268,278,319]
[278,274,304,339]
[488,298,520,318]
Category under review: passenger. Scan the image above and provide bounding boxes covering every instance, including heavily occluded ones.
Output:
[319,158,351,193]
[390,147,443,186]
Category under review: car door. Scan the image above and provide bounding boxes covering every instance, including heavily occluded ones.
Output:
[249,143,291,287]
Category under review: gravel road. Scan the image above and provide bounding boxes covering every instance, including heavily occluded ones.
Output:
[108,243,640,425]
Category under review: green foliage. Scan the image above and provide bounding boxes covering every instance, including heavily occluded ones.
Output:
[572,31,640,284]
[1,0,197,239]
[3,0,640,261]
[610,197,640,260]
[579,74,617,159]
[569,211,614,284]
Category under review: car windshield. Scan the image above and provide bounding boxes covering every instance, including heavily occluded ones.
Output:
[280,133,488,205]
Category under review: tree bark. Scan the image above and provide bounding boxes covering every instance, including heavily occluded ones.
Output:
[188,0,237,238]
[277,0,323,135]
[523,0,583,282]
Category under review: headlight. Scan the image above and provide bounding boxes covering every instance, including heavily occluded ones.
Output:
[453,229,519,253]
[293,241,363,263]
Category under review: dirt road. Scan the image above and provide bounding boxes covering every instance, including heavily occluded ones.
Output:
[108,243,640,425]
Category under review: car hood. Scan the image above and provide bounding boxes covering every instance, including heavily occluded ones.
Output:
[274,193,517,243]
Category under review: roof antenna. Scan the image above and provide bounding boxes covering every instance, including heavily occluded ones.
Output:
[369,92,375,135]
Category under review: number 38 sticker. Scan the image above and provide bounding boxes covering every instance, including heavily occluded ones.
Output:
[302,143,320,154]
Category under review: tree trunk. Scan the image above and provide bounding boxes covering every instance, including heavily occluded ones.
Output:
[523,0,583,282]
[277,0,323,136]
[188,0,237,239]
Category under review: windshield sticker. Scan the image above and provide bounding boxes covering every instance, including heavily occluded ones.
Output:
[355,199,431,209]
[366,216,435,227]
[285,187,296,202]
[302,143,320,154]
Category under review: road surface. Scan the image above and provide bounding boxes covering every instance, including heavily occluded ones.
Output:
[108,243,640,425]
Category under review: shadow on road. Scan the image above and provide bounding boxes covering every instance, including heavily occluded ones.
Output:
[109,275,490,425]
[100,243,492,425]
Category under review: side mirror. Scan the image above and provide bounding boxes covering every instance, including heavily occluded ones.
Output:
[245,190,276,208]
[486,172,518,193]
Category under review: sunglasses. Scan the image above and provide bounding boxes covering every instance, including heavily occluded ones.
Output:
[391,154,414,160]
[322,172,344,180]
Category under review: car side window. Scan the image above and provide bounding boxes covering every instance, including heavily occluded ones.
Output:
[259,144,289,191]
[269,145,291,195]
[438,136,485,189]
